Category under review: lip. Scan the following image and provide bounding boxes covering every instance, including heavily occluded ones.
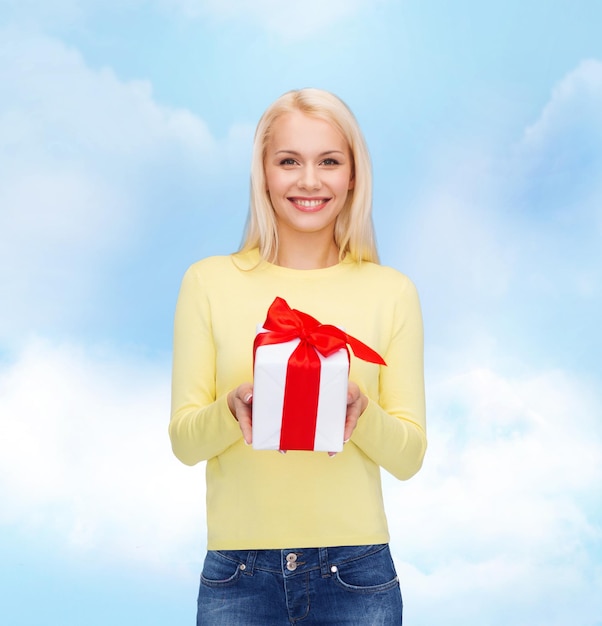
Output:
[288,197,331,212]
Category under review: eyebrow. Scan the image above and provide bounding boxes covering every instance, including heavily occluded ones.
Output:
[274,150,346,157]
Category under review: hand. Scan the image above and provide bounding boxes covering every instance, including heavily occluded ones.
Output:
[227,383,254,445]
[328,381,368,457]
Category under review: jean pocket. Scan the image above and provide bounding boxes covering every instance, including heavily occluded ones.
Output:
[331,545,400,594]
[200,551,243,588]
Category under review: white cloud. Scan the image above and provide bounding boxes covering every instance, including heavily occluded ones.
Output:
[1,0,387,39]
[0,0,85,29]
[400,148,518,352]
[386,59,602,624]
[384,364,602,625]
[0,0,148,30]
[159,0,386,39]
[0,30,216,160]
[522,59,602,153]
[509,61,602,335]
[514,58,602,240]
[0,30,253,344]
[397,556,602,626]
[4,339,599,623]
[402,58,602,360]
[0,339,205,569]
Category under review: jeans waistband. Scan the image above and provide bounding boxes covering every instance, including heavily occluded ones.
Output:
[213,544,388,578]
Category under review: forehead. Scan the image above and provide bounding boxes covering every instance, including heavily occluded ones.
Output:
[267,111,349,153]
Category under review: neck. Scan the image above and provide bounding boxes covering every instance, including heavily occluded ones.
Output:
[275,232,341,270]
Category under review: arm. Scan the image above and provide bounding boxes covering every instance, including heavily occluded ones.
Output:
[168,265,242,466]
[350,278,427,480]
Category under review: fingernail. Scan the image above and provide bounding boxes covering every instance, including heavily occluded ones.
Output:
[343,438,350,444]
[243,393,253,403]
[279,450,287,455]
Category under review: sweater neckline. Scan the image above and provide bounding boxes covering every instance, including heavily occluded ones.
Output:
[232,248,356,277]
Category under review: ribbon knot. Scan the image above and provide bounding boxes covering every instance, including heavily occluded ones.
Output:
[253,297,386,451]
[298,328,310,342]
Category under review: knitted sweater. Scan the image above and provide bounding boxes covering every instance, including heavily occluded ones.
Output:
[169,248,426,549]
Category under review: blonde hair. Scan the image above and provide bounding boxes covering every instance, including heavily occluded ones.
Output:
[239,88,379,264]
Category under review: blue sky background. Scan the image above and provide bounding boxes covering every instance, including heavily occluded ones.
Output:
[1,1,601,624]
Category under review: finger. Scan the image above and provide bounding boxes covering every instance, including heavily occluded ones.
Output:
[238,382,253,402]
[343,411,360,442]
[343,422,355,442]
[238,411,253,445]
[347,381,360,403]
[347,389,359,405]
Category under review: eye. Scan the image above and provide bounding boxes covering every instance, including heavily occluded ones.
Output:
[279,158,298,166]
[321,158,340,166]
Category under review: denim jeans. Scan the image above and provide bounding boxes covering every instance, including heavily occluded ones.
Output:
[197,543,402,625]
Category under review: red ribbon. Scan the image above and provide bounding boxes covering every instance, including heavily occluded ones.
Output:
[253,297,386,451]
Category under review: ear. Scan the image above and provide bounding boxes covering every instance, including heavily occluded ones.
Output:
[348,175,355,190]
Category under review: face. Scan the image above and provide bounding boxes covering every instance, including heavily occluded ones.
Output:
[264,111,354,243]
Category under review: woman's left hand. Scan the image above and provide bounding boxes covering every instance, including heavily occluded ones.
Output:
[328,381,368,457]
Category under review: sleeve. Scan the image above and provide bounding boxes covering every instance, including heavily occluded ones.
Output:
[350,277,427,480]
[168,264,242,466]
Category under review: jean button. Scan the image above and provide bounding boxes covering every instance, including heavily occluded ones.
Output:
[286,553,298,571]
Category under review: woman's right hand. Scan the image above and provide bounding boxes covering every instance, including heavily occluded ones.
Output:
[227,383,254,445]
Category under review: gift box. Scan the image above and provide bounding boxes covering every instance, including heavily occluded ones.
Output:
[252,297,386,452]
[253,331,349,451]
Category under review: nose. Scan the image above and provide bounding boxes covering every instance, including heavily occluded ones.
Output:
[297,164,321,190]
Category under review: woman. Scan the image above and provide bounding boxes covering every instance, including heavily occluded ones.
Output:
[169,88,426,625]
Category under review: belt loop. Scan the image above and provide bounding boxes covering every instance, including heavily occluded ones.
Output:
[244,550,257,575]
[319,547,330,577]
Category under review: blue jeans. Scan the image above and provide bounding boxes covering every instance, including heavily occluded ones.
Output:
[197,544,402,625]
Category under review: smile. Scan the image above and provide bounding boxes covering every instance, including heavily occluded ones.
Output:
[288,197,330,211]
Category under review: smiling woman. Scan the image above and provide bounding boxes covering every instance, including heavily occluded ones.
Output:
[263,111,355,267]
[244,88,377,267]
[169,88,426,625]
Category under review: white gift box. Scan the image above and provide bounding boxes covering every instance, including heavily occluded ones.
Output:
[252,330,349,452]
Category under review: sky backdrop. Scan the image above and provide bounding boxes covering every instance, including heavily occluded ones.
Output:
[1,1,601,625]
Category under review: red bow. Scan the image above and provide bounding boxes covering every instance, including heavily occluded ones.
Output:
[253,297,386,450]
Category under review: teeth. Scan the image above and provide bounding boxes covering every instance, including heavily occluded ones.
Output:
[294,199,324,207]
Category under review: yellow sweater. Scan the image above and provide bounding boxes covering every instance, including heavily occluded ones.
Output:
[169,249,426,549]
